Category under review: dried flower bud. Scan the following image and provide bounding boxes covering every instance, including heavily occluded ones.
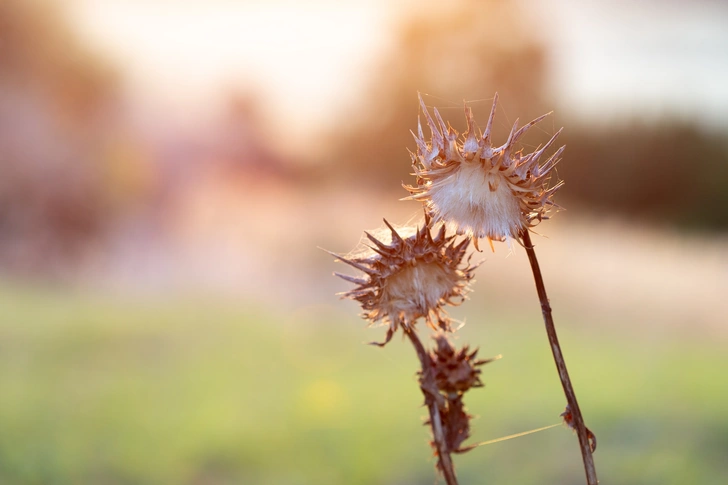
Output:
[430,333,498,397]
[436,395,473,455]
[405,93,564,245]
[423,333,498,454]
[328,216,477,346]
[561,405,598,453]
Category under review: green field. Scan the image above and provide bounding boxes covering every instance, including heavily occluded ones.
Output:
[0,286,726,484]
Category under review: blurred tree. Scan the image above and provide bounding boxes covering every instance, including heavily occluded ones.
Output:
[0,0,123,275]
[319,0,551,188]
[560,123,728,231]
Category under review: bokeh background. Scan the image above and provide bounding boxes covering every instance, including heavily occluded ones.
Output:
[1,0,727,483]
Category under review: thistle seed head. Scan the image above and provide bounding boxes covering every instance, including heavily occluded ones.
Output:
[328,216,478,346]
[404,93,564,244]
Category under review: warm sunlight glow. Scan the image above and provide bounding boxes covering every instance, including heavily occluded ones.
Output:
[69,0,390,129]
[68,0,728,132]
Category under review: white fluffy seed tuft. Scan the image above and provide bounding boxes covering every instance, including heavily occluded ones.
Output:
[427,163,523,239]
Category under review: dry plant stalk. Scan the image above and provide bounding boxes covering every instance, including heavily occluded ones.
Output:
[522,229,598,483]
[327,216,489,483]
[329,93,597,485]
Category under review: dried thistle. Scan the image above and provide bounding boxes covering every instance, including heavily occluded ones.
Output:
[328,216,477,346]
[425,333,498,453]
[430,333,495,397]
[327,92,598,485]
[405,93,564,245]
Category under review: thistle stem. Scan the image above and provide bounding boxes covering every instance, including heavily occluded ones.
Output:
[404,327,459,485]
[521,230,598,485]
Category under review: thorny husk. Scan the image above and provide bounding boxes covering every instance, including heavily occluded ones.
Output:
[329,215,478,346]
[423,333,497,453]
[404,93,564,246]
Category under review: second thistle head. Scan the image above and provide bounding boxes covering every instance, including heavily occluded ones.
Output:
[328,217,478,346]
[404,94,564,245]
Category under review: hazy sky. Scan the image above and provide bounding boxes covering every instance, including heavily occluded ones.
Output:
[67,0,728,136]
[538,0,728,129]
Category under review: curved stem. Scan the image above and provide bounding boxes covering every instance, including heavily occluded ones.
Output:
[521,230,598,485]
[404,328,459,485]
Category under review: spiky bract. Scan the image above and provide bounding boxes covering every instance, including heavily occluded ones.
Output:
[330,218,477,346]
[405,93,564,244]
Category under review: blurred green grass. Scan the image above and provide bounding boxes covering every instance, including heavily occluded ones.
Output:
[0,286,726,484]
